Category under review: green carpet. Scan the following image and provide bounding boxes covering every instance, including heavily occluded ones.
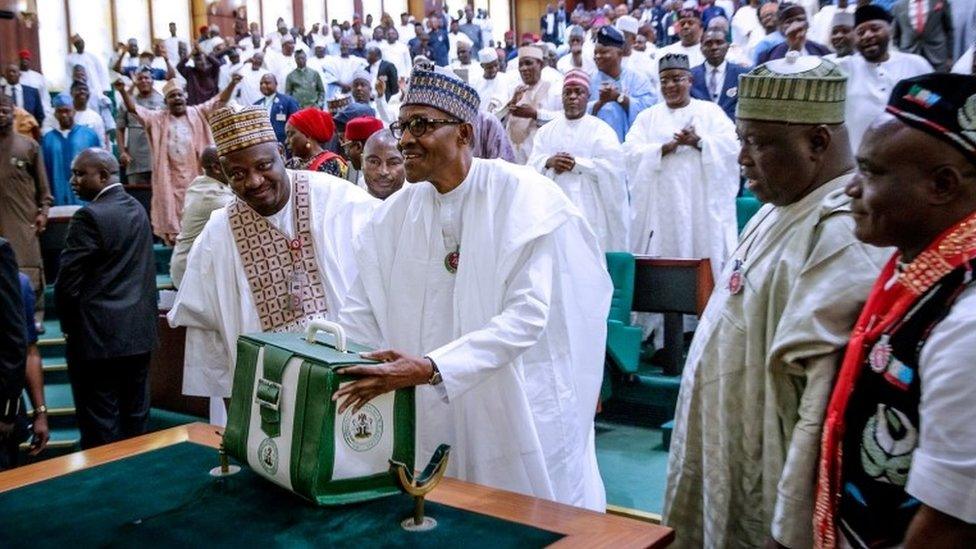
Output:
[595,420,669,515]
[0,442,563,548]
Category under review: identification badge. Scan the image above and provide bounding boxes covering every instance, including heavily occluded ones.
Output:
[288,269,307,312]
[276,113,287,121]
[727,259,744,295]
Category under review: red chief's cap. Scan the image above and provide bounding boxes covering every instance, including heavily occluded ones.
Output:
[344,116,384,143]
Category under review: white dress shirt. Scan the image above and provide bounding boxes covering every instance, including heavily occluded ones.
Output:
[705,60,727,102]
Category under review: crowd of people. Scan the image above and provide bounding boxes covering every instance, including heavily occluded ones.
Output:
[1,0,975,547]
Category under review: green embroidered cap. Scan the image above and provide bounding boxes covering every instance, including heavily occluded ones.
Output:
[736,53,848,125]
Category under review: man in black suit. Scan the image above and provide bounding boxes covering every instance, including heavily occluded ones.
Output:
[892,0,955,71]
[0,238,27,469]
[3,63,45,126]
[690,29,751,121]
[365,46,399,101]
[55,148,157,449]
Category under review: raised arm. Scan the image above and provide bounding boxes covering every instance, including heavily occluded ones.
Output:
[112,80,140,123]
[217,73,243,105]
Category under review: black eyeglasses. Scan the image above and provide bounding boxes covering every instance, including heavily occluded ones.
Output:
[390,117,462,139]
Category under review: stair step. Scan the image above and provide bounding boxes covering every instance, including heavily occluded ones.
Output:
[31,383,75,416]
[41,359,70,385]
[42,359,66,371]
[18,426,80,452]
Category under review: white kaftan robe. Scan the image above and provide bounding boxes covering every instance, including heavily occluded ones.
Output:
[662,176,892,549]
[836,52,932,152]
[339,158,612,511]
[167,171,377,405]
[471,70,517,113]
[624,99,739,281]
[528,114,629,252]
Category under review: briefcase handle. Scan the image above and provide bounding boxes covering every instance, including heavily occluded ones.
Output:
[305,320,348,352]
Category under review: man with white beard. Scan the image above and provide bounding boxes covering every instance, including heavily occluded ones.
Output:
[337,68,612,512]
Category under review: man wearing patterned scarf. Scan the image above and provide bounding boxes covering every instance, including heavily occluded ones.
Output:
[167,105,377,426]
[337,68,613,512]
[815,73,976,549]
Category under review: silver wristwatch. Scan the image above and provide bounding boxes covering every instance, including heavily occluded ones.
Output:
[425,356,443,386]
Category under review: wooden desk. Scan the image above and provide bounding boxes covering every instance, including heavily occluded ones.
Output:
[0,423,674,548]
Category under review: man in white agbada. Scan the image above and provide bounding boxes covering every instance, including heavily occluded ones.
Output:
[809,0,856,48]
[379,27,413,80]
[528,69,628,253]
[837,5,932,153]
[557,26,598,76]
[235,52,271,106]
[731,0,766,60]
[322,37,369,97]
[662,56,890,549]
[471,48,516,113]
[502,46,561,164]
[624,53,738,283]
[167,105,376,425]
[659,9,707,68]
[336,69,612,511]
[617,15,659,86]
[65,34,110,94]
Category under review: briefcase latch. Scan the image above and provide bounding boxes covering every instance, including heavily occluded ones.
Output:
[255,378,282,412]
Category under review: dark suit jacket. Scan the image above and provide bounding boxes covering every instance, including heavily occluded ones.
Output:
[55,185,157,361]
[254,93,299,145]
[690,61,751,120]
[893,0,954,69]
[6,84,45,126]
[758,40,832,64]
[370,60,399,101]
[0,239,26,420]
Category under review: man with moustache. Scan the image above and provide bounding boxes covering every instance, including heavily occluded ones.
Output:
[337,68,612,511]
[814,72,976,549]
[838,5,932,152]
[167,105,376,425]
[662,55,890,548]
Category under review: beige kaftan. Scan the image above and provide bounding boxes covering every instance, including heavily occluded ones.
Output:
[663,175,891,548]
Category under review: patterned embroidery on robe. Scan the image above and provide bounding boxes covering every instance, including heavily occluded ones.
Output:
[228,173,328,332]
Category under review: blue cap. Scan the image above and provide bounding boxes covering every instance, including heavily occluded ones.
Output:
[334,102,377,130]
[596,26,625,48]
[53,93,73,108]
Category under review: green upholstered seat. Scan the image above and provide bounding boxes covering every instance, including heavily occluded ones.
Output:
[605,253,642,375]
[736,196,763,233]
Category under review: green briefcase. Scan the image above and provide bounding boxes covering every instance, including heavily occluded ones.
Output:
[223,320,415,505]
